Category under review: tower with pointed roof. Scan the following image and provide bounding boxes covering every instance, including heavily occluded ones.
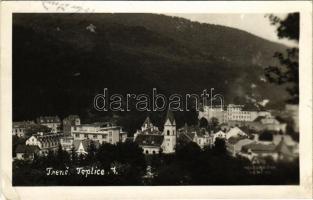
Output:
[141,116,153,131]
[162,109,176,153]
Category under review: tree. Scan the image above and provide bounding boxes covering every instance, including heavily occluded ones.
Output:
[86,141,97,164]
[46,150,56,167]
[199,117,208,128]
[265,13,299,104]
[56,144,70,168]
[70,147,78,165]
[212,138,227,155]
[209,117,219,131]
[96,143,115,170]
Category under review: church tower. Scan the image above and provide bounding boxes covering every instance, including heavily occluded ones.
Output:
[162,109,176,153]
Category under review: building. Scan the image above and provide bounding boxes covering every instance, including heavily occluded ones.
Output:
[134,110,177,154]
[73,139,100,155]
[71,122,122,144]
[212,130,226,143]
[15,144,40,160]
[135,134,165,154]
[227,115,287,134]
[36,116,61,133]
[249,116,287,133]
[226,137,254,157]
[275,137,299,161]
[226,104,270,122]
[12,121,35,137]
[63,115,81,136]
[25,132,63,154]
[225,127,248,140]
[60,136,75,152]
[239,142,278,161]
[119,131,128,143]
[177,125,214,149]
[198,103,271,125]
[198,105,227,124]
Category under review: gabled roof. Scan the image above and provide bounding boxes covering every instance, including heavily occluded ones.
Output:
[228,136,245,145]
[73,139,100,152]
[242,142,276,153]
[276,139,294,157]
[143,116,152,127]
[273,135,297,146]
[253,116,266,122]
[214,130,226,135]
[134,134,164,147]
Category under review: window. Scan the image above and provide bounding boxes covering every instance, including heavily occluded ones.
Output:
[109,131,112,137]
[93,135,97,139]
[145,150,149,154]
[167,130,170,136]
[102,135,107,139]
[84,134,88,138]
[152,151,156,154]
[75,133,79,138]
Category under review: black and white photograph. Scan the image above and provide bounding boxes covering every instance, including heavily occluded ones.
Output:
[1,1,312,198]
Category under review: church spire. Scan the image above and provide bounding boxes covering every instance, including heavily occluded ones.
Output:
[165,109,175,125]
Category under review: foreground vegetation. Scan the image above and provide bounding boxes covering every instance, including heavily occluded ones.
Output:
[13,140,299,186]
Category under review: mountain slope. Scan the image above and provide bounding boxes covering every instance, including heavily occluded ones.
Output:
[13,13,290,131]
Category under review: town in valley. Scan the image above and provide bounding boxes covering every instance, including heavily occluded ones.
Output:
[13,102,299,185]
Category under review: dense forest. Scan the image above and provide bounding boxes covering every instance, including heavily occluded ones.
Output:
[13,13,291,133]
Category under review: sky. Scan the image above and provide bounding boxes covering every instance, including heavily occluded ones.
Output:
[168,13,297,47]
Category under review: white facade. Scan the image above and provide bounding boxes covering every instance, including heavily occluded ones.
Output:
[198,104,271,124]
[226,127,247,139]
[142,146,162,154]
[193,133,213,149]
[71,123,121,144]
[162,118,176,154]
[26,135,42,148]
[25,133,61,153]
[212,130,226,143]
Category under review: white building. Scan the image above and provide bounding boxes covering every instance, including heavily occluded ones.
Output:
[226,138,254,157]
[71,122,122,145]
[226,127,247,139]
[12,121,35,137]
[63,115,81,136]
[177,125,214,149]
[36,116,61,133]
[198,103,271,124]
[25,132,63,154]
